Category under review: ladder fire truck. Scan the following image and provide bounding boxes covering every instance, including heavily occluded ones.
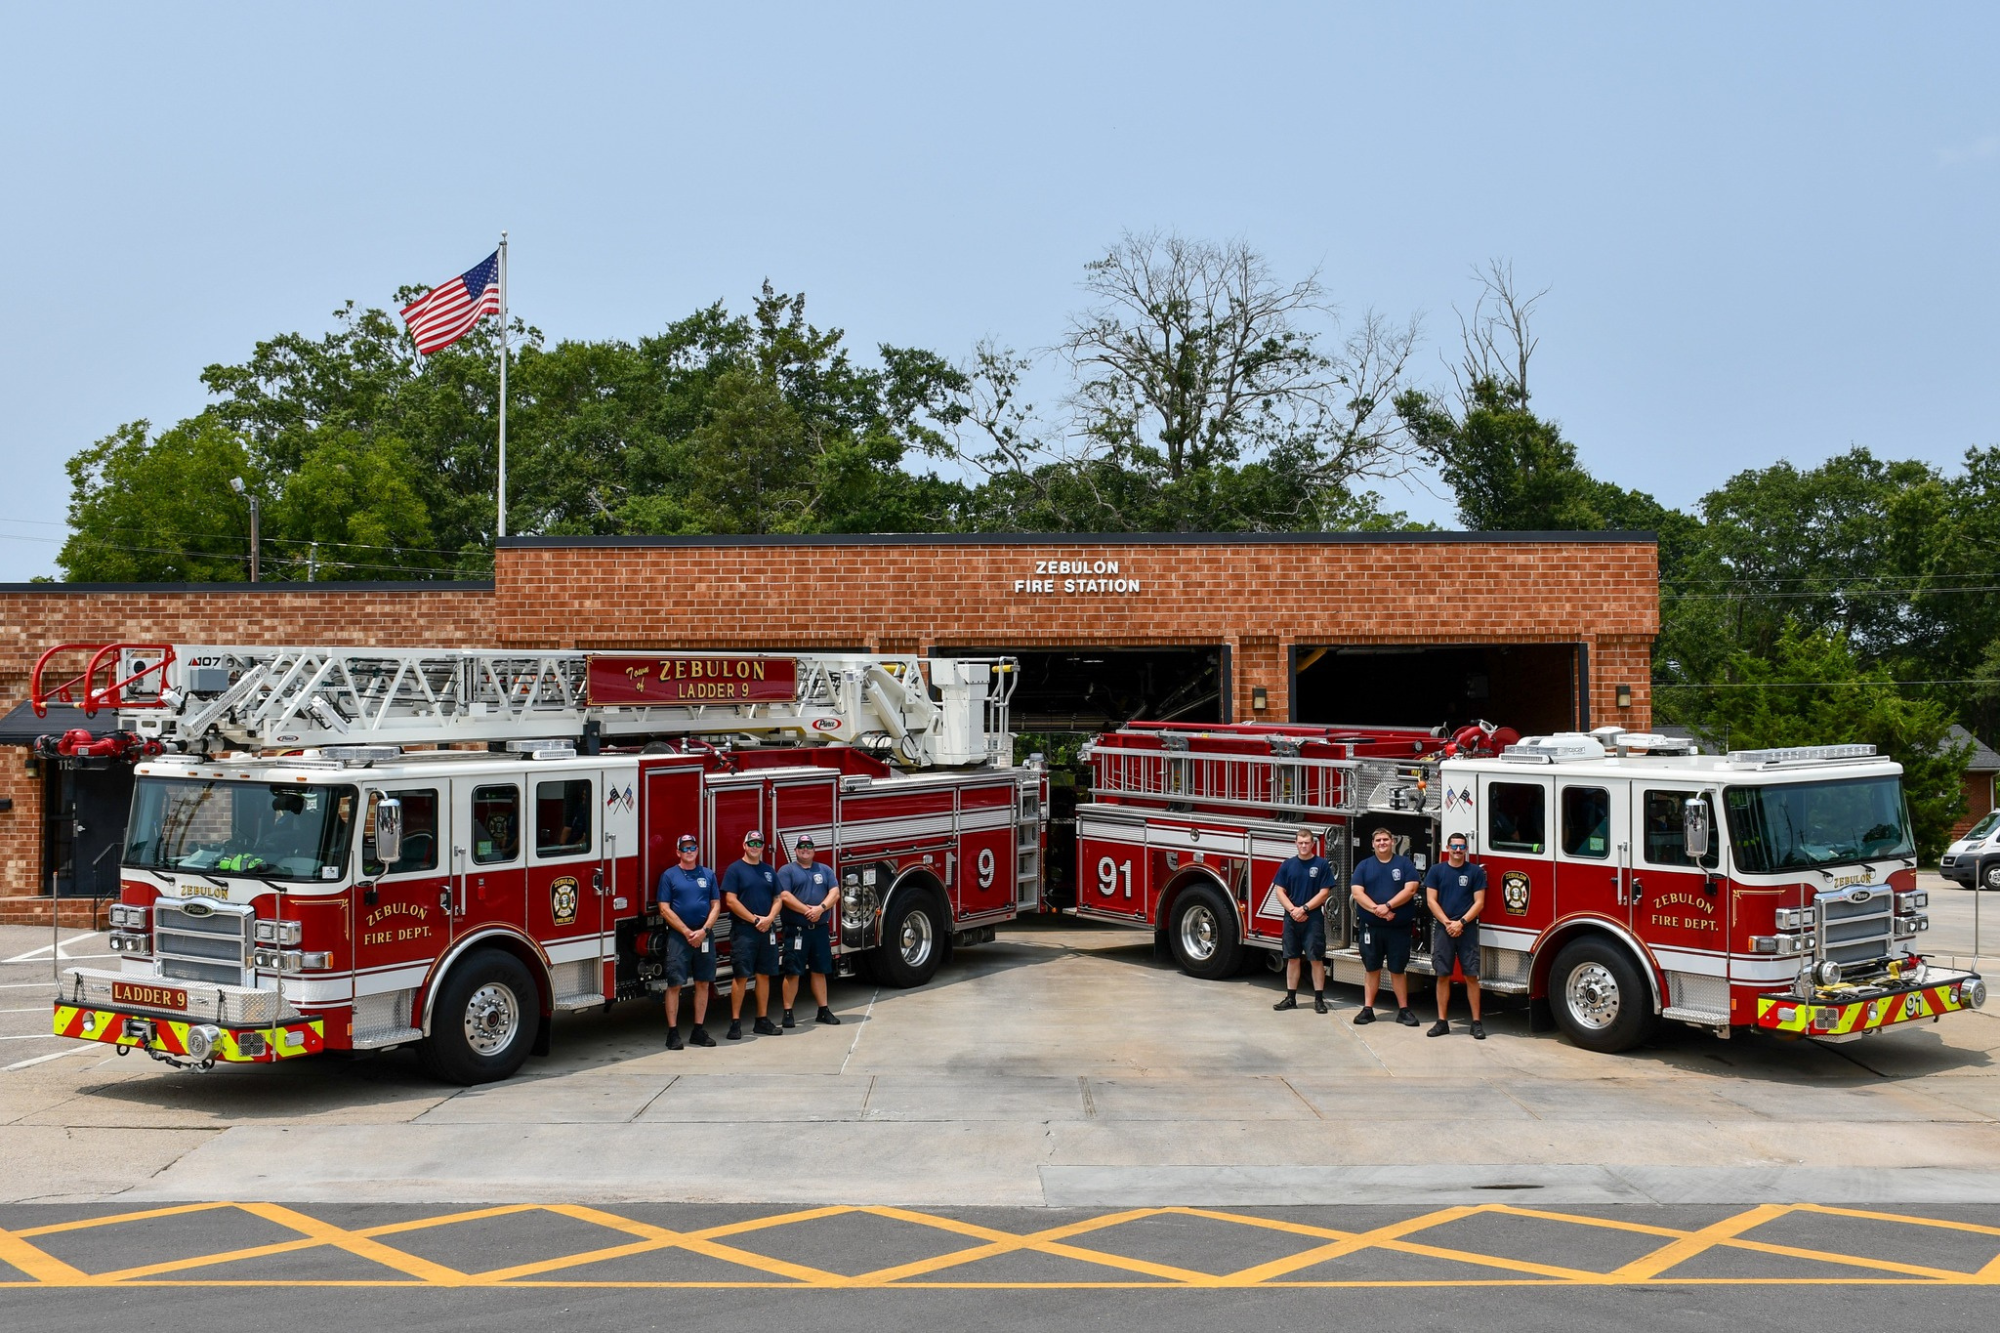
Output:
[1076,720,1986,1051]
[32,642,1045,1083]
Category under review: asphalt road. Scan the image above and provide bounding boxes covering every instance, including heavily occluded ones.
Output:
[3,1199,1998,1331]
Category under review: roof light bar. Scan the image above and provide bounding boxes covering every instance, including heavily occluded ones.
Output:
[1724,743,1876,768]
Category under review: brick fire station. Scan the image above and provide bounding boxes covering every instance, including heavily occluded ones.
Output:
[0,530,1657,910]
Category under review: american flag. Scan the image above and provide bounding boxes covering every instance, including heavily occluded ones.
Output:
[399,250,501,355]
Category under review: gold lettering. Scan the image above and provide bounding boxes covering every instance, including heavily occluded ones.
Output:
[752,660,766,680]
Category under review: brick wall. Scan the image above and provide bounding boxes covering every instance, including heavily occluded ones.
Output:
[1951,772,1996,840]
[0,536,1661,893]
[0,584,496,895]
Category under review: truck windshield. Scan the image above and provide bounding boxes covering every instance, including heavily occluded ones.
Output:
[1723,775,1913,874]
[124,778,357,882]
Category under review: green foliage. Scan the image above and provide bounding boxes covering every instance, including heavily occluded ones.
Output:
[60,417,258,581]
[1398,378,1604,531]
[1660,622,1967,861]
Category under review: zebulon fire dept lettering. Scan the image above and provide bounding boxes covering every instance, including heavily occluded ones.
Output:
[1015,559,1141,596]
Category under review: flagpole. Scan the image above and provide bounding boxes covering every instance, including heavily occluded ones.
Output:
[496,231,508,540]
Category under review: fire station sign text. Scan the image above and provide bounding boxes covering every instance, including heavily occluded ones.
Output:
[1014,559,1141,596]
[587,655,800,705]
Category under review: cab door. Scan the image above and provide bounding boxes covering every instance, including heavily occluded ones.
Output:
[1631,786,1725,961]
[526,771,601,957]
[452,777,527,941]
[1554,778,1629,928]
[1476,774,1554,935]
[354,785,451,998]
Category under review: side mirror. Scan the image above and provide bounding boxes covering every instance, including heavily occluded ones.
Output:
[1683,797,1711,860]
[374,798,403,868]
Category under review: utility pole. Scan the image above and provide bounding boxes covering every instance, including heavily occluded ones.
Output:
[231,477,260,582]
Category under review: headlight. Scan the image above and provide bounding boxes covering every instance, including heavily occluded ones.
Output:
[253,920,303,946]
[1896,890,1928,913]
[1776,907,1810,931]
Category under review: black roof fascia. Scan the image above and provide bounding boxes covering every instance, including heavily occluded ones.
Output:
[497,530,1657,549]
[0,580,495,594]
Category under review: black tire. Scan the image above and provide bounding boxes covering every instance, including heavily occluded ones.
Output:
[1166,882,1243,980]
[418,949,539,1085]
[1982,860,2000,892]
[1548,937,1658,1053]
[870,887,945,988]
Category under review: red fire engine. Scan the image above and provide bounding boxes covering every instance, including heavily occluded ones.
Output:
[1077,720,1986,1050]
[34,643,1045,1083]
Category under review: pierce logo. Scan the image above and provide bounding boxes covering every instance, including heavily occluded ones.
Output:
[551,876,580,927]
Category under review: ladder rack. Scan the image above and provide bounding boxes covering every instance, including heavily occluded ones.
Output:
[32,644,1016,769]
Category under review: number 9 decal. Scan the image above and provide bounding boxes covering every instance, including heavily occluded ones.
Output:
[1096,855,1133,897]
[977,847,996,888]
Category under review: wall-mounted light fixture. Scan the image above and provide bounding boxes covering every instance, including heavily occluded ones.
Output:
[1615,683,1633,709]
[1251,687,1268,711]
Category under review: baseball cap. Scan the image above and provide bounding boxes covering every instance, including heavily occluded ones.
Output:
[676,834,698,849]
[794,835,815,849]
[744,830,764,845]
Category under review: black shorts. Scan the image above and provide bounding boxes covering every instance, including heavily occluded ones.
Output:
[1431,922,1482,979]
[784,923,834,976]
[1356,919,1412,974]
[730,920,784,977]
[664,932,717,986]
[1281,912,1325,960]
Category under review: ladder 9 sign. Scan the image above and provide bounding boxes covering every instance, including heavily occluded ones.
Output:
[586,655,800,705]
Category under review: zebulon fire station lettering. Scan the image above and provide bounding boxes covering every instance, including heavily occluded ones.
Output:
[1015,559,1141,596]
[363,900,433,948]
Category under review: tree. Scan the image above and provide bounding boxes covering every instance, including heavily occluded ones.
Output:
[59,417,257,582]
[1659,621,1967,860]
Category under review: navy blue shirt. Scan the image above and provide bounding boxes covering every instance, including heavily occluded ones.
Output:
[778,861,838,927]
[657,864,719,930]
[1423,860,1487,922]
[723,858,781,920]
[1272,855,1332,912]
[1352,854,1420,924]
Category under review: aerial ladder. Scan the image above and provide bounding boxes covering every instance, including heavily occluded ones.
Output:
[29,643,1017,769]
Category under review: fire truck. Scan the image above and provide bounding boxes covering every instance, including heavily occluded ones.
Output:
[32,642,1045,1083]
[1076,720,1987,1051]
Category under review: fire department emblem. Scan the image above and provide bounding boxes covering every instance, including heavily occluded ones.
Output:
[1501,869,1531,917]
[550,876,580,927]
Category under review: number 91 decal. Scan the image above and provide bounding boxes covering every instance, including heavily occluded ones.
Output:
[1097,855,1133,898]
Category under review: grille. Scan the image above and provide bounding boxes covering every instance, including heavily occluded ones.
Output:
[153,900,253,986]
[1817,885,1895,968]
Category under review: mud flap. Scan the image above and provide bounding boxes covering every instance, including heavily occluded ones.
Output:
[531,1010,552,1057]
[1530,996,1556,1033]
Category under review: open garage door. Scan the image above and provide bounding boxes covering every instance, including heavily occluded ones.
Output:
[937,646,1225,910]
[1292,643,1584,737]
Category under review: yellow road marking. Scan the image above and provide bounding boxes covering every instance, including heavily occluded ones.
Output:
[15,1201,235,1238]
[238,1203,469,1285]
[0,1226,89,1284]
[527,1203,853,1285]
[1613,1204,1793,1280]
[853,1205,1204,1284]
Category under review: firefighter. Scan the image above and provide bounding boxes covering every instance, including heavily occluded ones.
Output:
[1423,832,1487,1039]
[656,834,720,1049]
[1270,826,1333,1013]
[1349,826,1420,1026]
[723,830,785,1039]
[777,835,842,1028]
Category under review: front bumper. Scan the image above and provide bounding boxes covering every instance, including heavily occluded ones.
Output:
[53,1003,324,1064]
[1754,969,1983,1040]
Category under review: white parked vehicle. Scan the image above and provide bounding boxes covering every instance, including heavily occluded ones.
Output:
[1940,810,2000,890]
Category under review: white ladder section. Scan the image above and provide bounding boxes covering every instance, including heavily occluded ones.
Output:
[110,646,1015,768]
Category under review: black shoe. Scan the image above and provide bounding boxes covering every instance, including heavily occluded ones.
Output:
[1273,994,1298,1011]
[753,1017,781,1036]
[665,1029,684,1050]
[1397,1008,1420,1027]
[1427,1019,1450,1038]
[1313,994,1328,1014]
[1470,1021,1487,1041]
[1353,1007,1376,1025]
[727,1020,743,1041]
[782,1008,796,1030]
[817,1007,840,1026]
[690,1025,716,1047]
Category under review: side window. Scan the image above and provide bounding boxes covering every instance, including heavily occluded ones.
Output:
[1560,787,1611,859]
[471,785,520,865]
[1487,783,1546,853]
[363,789,440,876]
[1642,790,1720,869]
[535,779,592,858]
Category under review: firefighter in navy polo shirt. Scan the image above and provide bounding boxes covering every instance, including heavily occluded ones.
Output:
[655,834,720,1050]
[777,835,843,1029]
[722,831,785,1040]
[1349,827,1421,1026]
[1423,832,1488,1039]
[1270,827,1333,1013]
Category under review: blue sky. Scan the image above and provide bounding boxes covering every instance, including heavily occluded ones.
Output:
[1,3,1994,579]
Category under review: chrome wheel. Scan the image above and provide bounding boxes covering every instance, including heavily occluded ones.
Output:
[1983,862,2000,892]
[898,910,934,968]
[1564,962,1622,1031]
[1179,902,1220,962]
[462,982,521,1056]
